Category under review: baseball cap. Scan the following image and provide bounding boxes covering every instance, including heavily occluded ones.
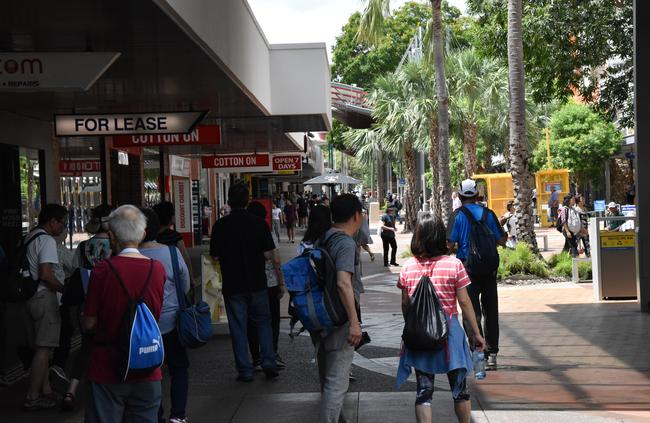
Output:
[608,202,617,208]
[458,179,478,197]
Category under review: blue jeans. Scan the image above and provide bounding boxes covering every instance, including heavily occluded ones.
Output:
[224,289,277,377]
[158,330,189,422]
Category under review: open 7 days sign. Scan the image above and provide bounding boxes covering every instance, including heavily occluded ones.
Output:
[55,111,207,136]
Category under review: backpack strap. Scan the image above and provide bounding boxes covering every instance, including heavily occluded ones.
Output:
[168,245,187,310]
[106,258,154,302]
[459,206,479,226]
[480,207,489,223]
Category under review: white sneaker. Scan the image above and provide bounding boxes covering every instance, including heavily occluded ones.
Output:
[486,354,497,370]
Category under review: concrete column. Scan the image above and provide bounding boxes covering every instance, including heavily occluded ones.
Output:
[634,0,650,312]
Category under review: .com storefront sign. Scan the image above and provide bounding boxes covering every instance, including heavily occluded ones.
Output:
[202,154,271,173]
[0,52,120,91]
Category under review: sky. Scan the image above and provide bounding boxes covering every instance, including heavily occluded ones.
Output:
[247,0,467,60]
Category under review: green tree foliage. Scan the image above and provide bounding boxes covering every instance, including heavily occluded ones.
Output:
[467,0,633,127]
[331,2,431,88]
[531,102,622,188]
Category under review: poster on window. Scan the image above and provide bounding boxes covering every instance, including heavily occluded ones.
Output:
[173,179,192,233]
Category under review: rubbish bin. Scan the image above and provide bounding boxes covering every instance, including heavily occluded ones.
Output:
[590,216,638,300]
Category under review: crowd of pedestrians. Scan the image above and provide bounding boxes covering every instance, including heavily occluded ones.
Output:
[10,177,516,423]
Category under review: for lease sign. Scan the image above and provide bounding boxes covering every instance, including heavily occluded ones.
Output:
[55,111,207,136]
[202,154,271,173]
[272,155,302,172]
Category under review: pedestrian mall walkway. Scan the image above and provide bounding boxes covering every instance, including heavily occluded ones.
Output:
[1,225,648,422]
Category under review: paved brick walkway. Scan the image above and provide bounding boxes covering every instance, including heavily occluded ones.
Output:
[1,222,649,422]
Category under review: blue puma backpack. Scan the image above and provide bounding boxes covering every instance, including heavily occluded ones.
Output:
[282,232,348,337]
[106,258,164,381]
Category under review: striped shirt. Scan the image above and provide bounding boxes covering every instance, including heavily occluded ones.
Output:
[397,256,471,316]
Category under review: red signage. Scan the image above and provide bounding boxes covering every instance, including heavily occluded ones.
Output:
[59,160,101,175]
[272,155,302,171]
[202,154,270,169]
[112,125,220,147]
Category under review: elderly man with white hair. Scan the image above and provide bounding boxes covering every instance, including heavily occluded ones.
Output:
[82,205,166,423]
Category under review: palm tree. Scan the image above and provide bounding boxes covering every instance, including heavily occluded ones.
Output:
[430,0,452,222]
[358,0,452,221]
[448,49,508,178]
[507,0,538,250]
[372,70,421,232]
[344,128,387,207]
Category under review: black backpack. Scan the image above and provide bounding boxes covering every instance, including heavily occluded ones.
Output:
[1,232,47,302]
[402,274,448,351]
[459,206,499,275]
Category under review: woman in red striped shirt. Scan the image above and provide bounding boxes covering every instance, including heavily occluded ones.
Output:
[395,215,485,423]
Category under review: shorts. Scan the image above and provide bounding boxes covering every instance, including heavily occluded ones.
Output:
[415,369,469,405]
[27,289,61,348]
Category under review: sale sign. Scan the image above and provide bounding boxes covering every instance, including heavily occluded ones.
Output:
[272,155,302,172]
[112,125,220,147]
[202,153,271,173]
[59,160,101,176]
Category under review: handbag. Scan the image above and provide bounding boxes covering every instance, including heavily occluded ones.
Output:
[169,246,213,348]
[401,272,448,351]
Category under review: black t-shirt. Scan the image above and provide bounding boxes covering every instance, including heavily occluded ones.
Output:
[210,209,276,296]
[297,197,308,213]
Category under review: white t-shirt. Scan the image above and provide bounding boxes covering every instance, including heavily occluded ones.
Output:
[25,228,60,292]
[272,208,282,221]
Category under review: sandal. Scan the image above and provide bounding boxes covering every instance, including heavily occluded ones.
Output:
[61,392,75,411]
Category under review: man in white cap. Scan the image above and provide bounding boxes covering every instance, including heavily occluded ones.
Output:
[447,179,506,370]
[605,202,624,231]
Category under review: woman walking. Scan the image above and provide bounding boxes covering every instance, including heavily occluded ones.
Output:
[395,215,485,423]
[271,202,283,243]
[283,199,298,243]
[298,205,332,254]
[559,195,581,257]
[139,208,192,423]
[60,204,114,411]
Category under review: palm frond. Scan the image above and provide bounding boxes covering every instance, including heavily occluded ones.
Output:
[356,0,390,46]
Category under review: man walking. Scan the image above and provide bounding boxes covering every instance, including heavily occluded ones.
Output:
[23,204,67,410]
[316,194,364,423]
[210,182,280,382]
[548,186,560,227]
[448,179,506,370]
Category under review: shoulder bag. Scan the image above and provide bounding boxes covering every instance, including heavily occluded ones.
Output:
[169,246,213,348]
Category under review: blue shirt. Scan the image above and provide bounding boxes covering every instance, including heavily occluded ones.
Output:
[140,246,190,334]
[447,203,504,261]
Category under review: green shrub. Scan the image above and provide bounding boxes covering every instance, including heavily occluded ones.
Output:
[578,261,593,280]
[497,243,550,279]
[548,252,573,277]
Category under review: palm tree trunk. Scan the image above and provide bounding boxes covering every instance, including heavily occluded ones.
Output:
[483,139,494,172]
[428,120,441,219]
[403,142,419,232]
[377,153,386,208]
[431,0,452,223]
[462,121,478,178]
[507,0,538,251]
